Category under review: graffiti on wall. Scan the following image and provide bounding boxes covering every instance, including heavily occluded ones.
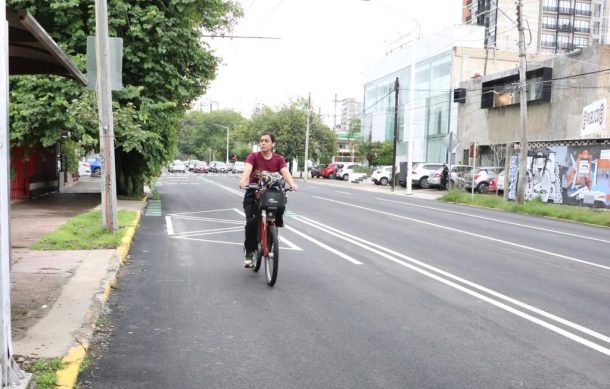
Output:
[507,144,610,208]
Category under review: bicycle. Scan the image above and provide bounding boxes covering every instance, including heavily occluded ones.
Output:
[246,172,290,287]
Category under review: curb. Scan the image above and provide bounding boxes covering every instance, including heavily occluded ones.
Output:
[54,209,142,389]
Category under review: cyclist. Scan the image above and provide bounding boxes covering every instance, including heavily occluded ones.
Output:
[239,131,299,268]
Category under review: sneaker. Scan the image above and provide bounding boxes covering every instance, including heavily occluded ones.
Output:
[243,251,255,268]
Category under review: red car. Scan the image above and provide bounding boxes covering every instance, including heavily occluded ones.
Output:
[321,163,342,179]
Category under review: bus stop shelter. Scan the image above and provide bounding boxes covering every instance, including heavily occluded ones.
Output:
[1,6,86,387]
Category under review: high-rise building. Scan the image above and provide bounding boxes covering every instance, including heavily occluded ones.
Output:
[339,98,362,132]
[463,0,609,54]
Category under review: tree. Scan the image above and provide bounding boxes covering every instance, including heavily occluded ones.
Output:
[177,110,246,161]
[7,0,243,196]
[243,99,336,168]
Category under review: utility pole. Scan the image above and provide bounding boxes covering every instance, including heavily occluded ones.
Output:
[95,0,118,231]
[516,0,529,204]
[304,93,311,182]
[391,77,399,192]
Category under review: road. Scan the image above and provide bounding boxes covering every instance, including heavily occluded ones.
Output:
[80,172,610,388]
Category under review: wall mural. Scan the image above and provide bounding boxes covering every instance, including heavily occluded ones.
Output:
[507,144,610,208]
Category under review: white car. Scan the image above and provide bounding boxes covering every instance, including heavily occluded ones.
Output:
[171,160,186,173]
[78,161,91,176]
[371,165,398,186]
[232,161,245,173]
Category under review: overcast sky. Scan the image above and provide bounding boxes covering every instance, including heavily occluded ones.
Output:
[201,0,462,125]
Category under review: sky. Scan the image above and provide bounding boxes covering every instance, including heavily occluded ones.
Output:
[201,0,462,126]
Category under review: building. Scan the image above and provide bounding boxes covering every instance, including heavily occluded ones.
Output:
[191,97,220,112]
[463,0,610,54]
[361,24,541,165]
[339,98,362,132]
[456,44,610,207]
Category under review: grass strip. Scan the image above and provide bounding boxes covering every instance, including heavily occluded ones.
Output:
[32,210,139,250]
[440,190,610,227]
[30,358,65,389]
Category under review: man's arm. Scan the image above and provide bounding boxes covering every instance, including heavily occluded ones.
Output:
[279,166,298,191]
[239,163,254,188]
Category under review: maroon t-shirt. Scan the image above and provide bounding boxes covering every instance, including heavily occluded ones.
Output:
[245,152,287,183]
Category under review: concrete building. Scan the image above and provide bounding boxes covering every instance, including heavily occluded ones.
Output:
[339,98,362,132]
[463,0,610,54]
[361,24,544,164]
[456,44,610,207]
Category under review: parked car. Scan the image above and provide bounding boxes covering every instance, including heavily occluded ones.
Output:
[86,156,102,176]
[78,161,91,176]
[399,162,445,189]
[310,164,326,178]
[448,165,469,186]
[232,161,245,173]
[171,160,186,173]
[193,161,208,173]
[464,166,502,193]
[188,160,199,171]
[321,163,342,179]
[489,170,506,193]
[209,161,228,173]
[427,165,449,188]
[371,165,399,186]
[336,163,361,181]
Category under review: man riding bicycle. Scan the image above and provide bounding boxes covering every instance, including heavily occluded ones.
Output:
[239,132,298,268]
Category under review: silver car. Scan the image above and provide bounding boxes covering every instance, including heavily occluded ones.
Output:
[464,166,502,193]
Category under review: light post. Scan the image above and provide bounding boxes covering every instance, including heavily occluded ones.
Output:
[213,124,230,164]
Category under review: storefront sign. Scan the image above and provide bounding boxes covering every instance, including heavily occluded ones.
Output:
[581,98,607,138]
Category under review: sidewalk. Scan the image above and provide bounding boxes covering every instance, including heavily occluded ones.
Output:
[9,191,145,382]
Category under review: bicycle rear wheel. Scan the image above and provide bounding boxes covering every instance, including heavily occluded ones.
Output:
[264,225,279,286]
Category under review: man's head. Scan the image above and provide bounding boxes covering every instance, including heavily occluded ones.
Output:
[259,132,275,153]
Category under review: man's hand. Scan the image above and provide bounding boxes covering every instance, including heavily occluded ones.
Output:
[289,182,299,191]
[239,179,248,189]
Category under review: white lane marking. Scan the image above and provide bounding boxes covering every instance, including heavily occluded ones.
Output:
[280,236,303,251]
[172,236,243,246]
[294,215,610,355]
[233,209,355,263]
[167,208,236,216]
[165,216,174,236]
[336,191,351,194]
[174,226,243,237]
[284,225,362,265]
[376,197,610,245]
[314,196,610,272]
[170,215,242,224]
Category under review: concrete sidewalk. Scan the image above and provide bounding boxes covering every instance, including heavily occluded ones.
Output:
[9,192,145,381]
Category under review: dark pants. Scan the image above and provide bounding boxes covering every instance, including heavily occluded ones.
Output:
[242,189,284,253]
[243,189,258,253]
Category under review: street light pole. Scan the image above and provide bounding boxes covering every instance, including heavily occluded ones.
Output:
[304,93,311,182]
[406,20,420,196]
[213,124,230,164]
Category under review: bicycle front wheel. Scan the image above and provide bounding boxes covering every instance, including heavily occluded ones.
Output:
[264,225,279,286]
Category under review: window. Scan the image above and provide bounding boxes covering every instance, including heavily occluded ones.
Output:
[574,19,590,32]
[575,2,591,15]
[541,33,556,47]
[574,37,589,46]
[558,17,571,30]
[543,16,556,28]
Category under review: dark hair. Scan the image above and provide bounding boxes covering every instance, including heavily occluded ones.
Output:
[260,131,275,143]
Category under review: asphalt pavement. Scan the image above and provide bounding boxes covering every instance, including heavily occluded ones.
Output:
[79,172,610,388]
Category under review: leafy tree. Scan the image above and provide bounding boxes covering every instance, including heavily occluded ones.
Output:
[177,110,246,161]
[243,98,336,168]
[7,0,243,196]
[357,141,394,166]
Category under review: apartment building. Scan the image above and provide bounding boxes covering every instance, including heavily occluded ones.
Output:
[339,98,363,132]
[463,0,609,54]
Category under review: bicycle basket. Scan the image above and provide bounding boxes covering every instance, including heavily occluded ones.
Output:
[259,189,286,210]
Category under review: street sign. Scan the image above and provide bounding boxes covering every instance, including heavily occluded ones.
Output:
[442,132,460,153]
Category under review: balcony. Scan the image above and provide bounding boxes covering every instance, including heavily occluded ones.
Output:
[558,7,574,14]
[543,6,558,12]
[574,27,591,33]
[575,9,592,16]
[559,42,577,50]
[558,24,573,32]
[541,40,556,48]
[542,23,557,29]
